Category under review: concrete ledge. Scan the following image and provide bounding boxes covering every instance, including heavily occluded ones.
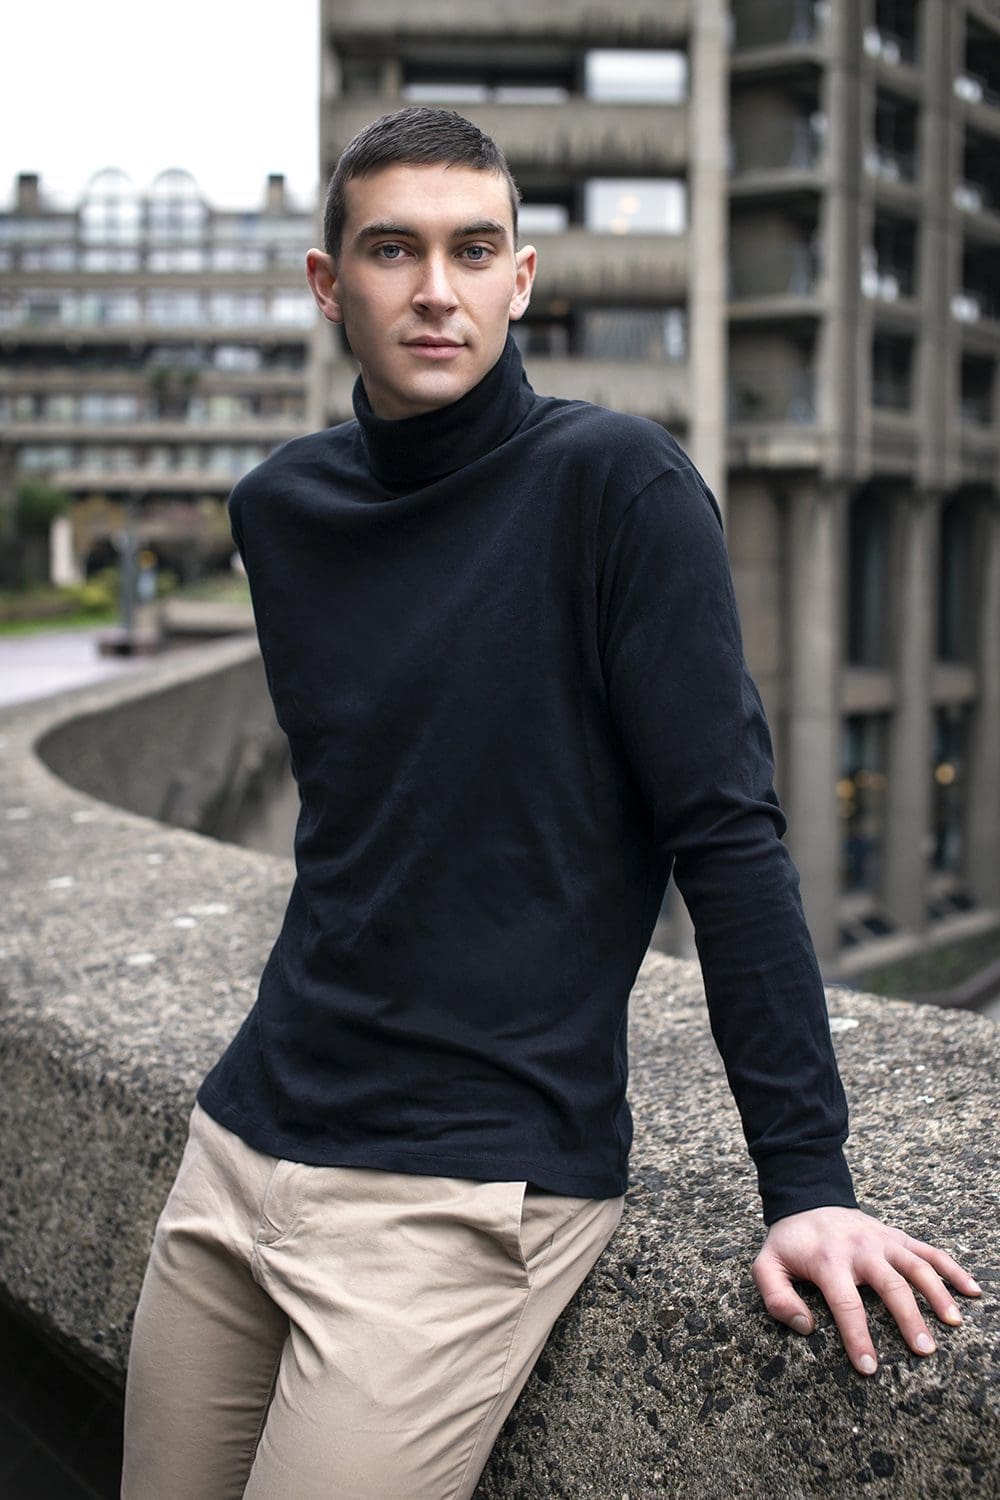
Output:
[0,639,997,1497]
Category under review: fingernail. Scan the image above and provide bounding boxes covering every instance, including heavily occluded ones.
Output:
[969,1279,982,1294]
[791,1315,811,1335]
[943,1304,963,1325]
[916,1333,936,1353]
[859,1355,877,1375]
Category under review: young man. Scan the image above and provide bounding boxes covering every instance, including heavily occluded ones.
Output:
[122,108,980,1499]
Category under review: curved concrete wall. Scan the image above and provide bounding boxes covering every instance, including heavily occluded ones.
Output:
[0,637,996,1497]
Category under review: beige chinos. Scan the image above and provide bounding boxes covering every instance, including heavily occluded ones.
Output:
[121,1102,625,1499]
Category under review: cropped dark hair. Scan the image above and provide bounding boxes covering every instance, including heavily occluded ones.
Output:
[323,106,521,259]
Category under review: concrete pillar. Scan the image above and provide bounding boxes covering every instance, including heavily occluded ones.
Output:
[966,499,1000,907]
[49,514,81,586]
[883,490,937,931]
[687,0,728,515]
[816,0,867,484]
[783,479,844,962]
[917,0,963,495]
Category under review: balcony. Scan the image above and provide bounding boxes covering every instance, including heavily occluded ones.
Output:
[730,114,824,179]
[325,0,689,45]
[729,240,820,310]
[728,364,815,423]
[531,229,688,302]
[731,0,826,54]
[323,99,688,175]
[5,418,304,446]
[526,357,688,425]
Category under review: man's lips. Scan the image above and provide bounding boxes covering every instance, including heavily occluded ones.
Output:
[402,338,466,360]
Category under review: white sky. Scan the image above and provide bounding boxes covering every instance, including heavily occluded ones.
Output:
[1,0,320,212]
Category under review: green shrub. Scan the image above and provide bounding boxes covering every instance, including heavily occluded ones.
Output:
[16,479,71,532]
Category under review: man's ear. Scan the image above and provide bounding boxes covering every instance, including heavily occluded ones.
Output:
[509,243,537,323]
[305,248,344,325]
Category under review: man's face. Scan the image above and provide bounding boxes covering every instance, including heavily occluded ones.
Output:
[306,163,536,420]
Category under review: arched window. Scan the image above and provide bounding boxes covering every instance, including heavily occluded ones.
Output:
[81,168,141,246]
[148,169,208,244]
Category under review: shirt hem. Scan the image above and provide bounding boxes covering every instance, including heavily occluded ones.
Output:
[196,1082,629,1201]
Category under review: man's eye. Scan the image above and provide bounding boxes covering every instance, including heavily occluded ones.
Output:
[462,245,492,262]
[376,244,406,260]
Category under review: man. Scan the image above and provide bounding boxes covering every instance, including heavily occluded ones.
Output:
[121,108,980,1499]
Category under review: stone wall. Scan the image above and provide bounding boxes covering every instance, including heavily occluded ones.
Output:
[0,637,996,1497]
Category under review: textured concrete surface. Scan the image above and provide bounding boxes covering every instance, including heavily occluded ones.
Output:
[0,638,996,1498]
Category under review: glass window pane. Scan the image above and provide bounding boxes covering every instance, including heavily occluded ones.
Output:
[585,179,686,234]
[585,50,687,103]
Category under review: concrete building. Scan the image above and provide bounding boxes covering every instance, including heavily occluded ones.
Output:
[0,168,316,574]
[317,0,999,973]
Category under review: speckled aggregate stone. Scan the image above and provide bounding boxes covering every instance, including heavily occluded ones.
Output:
[0,639,996,1499]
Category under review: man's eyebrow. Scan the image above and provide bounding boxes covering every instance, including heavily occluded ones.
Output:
[353,221,416,244]
[352,218,510,245]
[452,220,509,238]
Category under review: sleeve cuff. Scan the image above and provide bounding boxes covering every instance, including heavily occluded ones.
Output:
[755,1143,859,1225]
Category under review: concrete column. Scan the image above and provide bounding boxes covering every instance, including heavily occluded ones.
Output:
[966,499,1000,907]
[917,0,963,495]
[687,0,728,515]
[883,489,937,931]
[49,514,81,586]
[816,0,867,484]
[783,479,845,962]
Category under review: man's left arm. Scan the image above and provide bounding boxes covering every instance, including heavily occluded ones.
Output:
[597,461,982,1374]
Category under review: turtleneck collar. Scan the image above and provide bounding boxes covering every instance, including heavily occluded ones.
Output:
[351,333,536,491]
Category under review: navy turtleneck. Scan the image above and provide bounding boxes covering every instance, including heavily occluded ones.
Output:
[199,341,858,1226]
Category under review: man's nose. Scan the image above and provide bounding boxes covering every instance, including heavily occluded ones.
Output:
[412,252,458,313]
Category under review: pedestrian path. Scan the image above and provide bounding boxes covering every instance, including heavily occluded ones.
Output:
[0,627,150,709]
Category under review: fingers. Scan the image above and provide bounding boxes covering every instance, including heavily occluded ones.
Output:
[752,1253,815,1336]
[818,1269,879,1374]
[859,1253,938,1359]
[885,1244,966,1330]
[893,1233,983,1298]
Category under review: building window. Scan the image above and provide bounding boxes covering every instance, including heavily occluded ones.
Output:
[847,489,890,666]
[148,168,208,244]
[932,705,969,874]
[584,50,687,104]
[147,291,202,326]
[271,291,316,326]
[839,714,890,895]
[937,499,973,661]
[959,356,994,426]
[958,17,1000,111]
[865,0,919,65]
[871,332,914,411]
[81,168,141,245]
[401,50,572,104]
[861,212,917,300]
[209,293,266,326]
[867,89,919,183]
[214,344,262,372]
[518,204,570,235]
[585,179,686,234]
[581,308,686,362]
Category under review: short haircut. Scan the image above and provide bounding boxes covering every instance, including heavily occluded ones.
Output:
[323,106,521,259]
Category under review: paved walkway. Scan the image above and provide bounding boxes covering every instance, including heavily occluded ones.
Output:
[0,627,152,709]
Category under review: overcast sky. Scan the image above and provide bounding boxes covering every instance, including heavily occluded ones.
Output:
[2,0,320,211]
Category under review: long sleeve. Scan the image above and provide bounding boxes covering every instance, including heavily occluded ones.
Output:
[597,461,858,1224]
